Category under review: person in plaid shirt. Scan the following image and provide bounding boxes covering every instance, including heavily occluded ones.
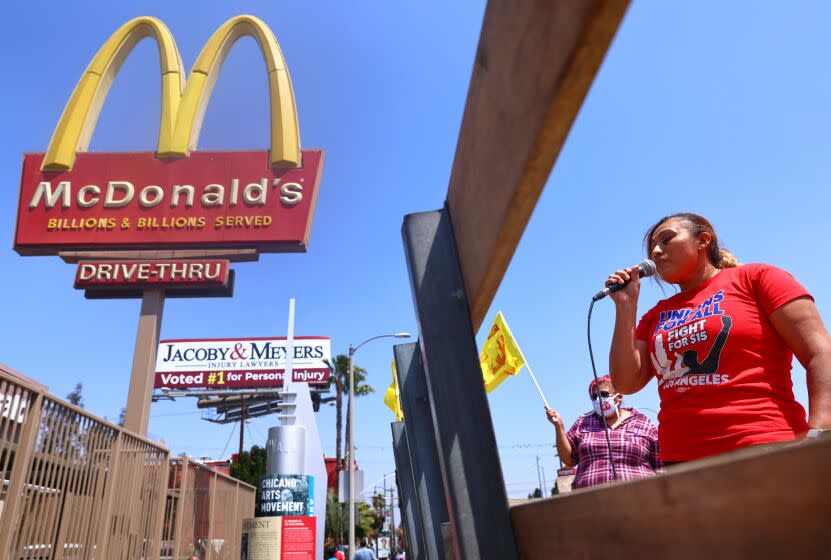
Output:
[545,375,662,489]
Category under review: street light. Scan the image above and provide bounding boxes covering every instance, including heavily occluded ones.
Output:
[348,332,410,560]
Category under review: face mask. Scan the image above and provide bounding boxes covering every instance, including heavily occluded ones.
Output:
[592,394,619,418]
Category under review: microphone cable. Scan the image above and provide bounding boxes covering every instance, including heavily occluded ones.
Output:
[587,299,618,481]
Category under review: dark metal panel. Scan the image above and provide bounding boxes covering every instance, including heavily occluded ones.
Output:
[401,209,518,560]
[391,421,427,560]
[394,342,448,560]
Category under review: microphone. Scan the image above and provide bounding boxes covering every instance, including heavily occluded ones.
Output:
[592,259,656,302]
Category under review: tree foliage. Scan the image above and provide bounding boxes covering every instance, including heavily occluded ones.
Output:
[370,493,386,534]
[325,490,381,548]
[229,445,267,486]
[66,383,84,408]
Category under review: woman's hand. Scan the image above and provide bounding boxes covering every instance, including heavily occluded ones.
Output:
[548,406,575,466]
[545,406,564,429]
[606,265,643,306]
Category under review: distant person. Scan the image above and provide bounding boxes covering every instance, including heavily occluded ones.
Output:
[606,213,831,463]
[545,376,662,488]
[326,548,338,560]
[355,538,378,560]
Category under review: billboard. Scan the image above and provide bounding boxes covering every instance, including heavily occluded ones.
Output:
[154,337,331,389]
[15,15,323,255]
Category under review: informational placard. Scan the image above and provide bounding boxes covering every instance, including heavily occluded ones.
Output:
[241,516,315,560]
[377,536,391,558]
[256,475,314,516]
[154,337,331,389]
[15,150,323,255]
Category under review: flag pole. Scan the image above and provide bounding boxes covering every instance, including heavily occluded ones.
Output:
[523,361,550,410]
[497,313,550,409]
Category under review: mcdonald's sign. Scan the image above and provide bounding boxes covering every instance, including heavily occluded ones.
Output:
[14,15,323,255]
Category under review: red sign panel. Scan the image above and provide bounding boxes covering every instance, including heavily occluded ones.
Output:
[75,259,230,289]
[280,517,316,560]
[15,150,323,255]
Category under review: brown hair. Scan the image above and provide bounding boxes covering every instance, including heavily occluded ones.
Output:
[644,213,739,269]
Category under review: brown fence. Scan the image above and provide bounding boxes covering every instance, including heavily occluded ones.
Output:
[0,365,255,560]
[0,364,169,559]
[161,457,255,560]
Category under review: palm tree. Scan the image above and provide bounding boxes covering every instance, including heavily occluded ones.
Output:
[324,354,374,470]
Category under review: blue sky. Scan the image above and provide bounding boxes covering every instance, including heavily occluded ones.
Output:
[2,1,831,502]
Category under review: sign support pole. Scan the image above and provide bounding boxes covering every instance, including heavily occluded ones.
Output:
[124,288,165,435]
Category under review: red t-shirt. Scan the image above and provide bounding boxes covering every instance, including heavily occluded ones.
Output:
[635,263,810,462]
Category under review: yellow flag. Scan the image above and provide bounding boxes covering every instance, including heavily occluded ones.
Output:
[384,360,404,421]
[479,311,526,392]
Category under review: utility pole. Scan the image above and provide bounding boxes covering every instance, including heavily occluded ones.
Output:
[389,486,396,555]
[238,398,247,456]
[535,455,543,498]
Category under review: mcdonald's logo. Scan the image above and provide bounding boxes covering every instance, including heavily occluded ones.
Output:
[15,15,324,256]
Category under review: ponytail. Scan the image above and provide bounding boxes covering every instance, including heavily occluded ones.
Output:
[715,247,739,269]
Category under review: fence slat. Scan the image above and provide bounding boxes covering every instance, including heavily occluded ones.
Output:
[0,391,43,556]
[207,471,218,560]
[172,457,189,559]
[148,455,169,560]
[92,430,122,559]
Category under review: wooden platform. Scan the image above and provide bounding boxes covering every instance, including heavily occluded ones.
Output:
[511,439,831,559]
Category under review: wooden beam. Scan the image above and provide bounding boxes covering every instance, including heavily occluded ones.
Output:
[510,439,831,558]
[446,0,629,330]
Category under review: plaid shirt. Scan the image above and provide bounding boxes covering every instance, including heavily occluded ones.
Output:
[566,408,662,489]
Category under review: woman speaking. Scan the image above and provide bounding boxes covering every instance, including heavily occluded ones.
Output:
[607,213,831,463]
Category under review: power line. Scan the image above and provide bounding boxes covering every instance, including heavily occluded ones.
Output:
[249,420,266,440]
[150,410,203,418]
[219,423,237,460]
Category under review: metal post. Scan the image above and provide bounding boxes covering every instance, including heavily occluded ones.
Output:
[390,421,426,560]
[402,209,519,559]
[346,333,409,560]
[394,342,447,560]
[239,398,246,456]
[124,288,165,435]
[390,485,397,555]
[348,345,355,560]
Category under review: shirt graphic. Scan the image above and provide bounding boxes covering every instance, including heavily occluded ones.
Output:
[649,291,733,392]
[636,264,810,461]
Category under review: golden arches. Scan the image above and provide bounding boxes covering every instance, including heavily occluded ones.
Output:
[42,15,301,171]
[166,15,300,167]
